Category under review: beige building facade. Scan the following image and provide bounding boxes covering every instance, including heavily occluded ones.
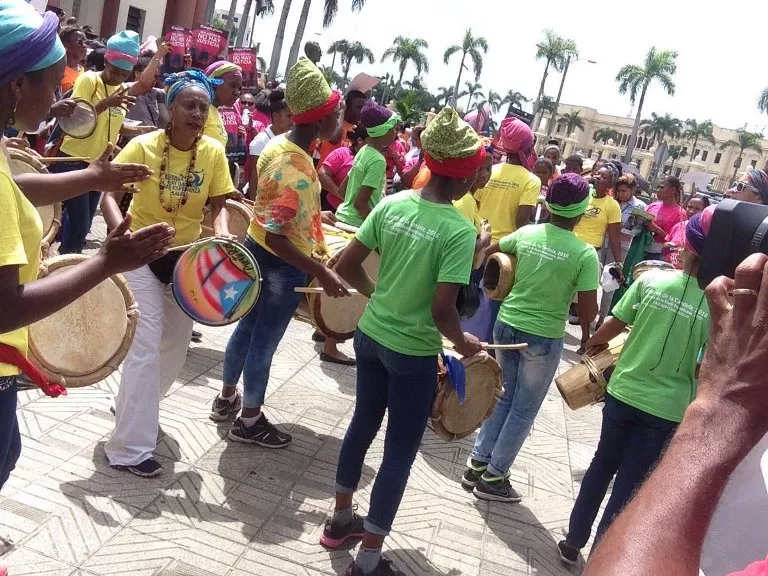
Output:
[541,103,768,191]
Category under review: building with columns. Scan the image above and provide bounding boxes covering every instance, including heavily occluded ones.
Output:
[541,103,768,191]
[45,0,212,42]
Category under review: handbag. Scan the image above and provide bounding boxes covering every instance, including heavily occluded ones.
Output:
[148,251,182,285]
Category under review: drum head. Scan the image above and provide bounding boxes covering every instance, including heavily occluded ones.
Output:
[59,98,98,139]
[200,200,252,242]
[5,149,61,245]
[632,259,675,281]
[172,238,262,326]
[29,255,137,387]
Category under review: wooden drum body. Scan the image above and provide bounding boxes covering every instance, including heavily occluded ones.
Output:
[430,353,503,441]
[201,199,253,243]
[555,332,629,410]
[29,255,138,387]
[7,149,61,258]
[483,252,516,301]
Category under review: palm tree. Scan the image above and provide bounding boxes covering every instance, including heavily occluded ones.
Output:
[436,86,453,107]
[558,110,585,136]
[593,127,620,144]
[464,81,483,111]
[380,36,429,98]
[337,40,374,87]
[667,145,687,173]
[536,95,556,131]
[722,128,764,181]
[640,112,682,146]
[481,90,503,114]
[327,40,349,75]
[443,29,489,108]
[403,76,425,92]
[682,119,716,161]
[532,30,572,119]
[394,91,422,123]
[544,36,579,139]
[759,88,768,114]
[502,89,529,111]
[616,46,678,162]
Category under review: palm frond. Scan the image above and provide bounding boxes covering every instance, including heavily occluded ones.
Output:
[443,45,461,65]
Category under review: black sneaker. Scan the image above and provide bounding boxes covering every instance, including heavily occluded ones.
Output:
[461,458,488,488]
[191,330,203,343]
[557,540,580,565]
[473,473,522,503]
[111,457,163,478]
[319,507,364,549]
[210,392,242,421]
[345,558,405,576]
[228,415,292,448]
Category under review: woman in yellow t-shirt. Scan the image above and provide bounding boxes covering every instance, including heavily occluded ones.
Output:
[101,71,235,478]
[203,61,243,148]
[0,3,174,510]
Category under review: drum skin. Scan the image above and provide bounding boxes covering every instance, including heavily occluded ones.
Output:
[28,255,137,388]
[200,200,252,243]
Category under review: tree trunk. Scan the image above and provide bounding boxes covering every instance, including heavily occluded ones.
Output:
[450,52,466,108]
[342,59,351,88]
[532,59,551,122]
[268,0,294,80]
[285,0,312,73]
[732,153,744,181]
[330,52,337,73]
[466,91,473,112]
[236,0,253,46]
[650,129,667,176]
[624,83,647,163]
[394,66,405,99]
[546,57,570,140]
[204,0,216,24]
[226,0,238,42]
[691,135,699,161]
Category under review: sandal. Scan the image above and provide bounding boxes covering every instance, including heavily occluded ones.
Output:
[319,352,356,366]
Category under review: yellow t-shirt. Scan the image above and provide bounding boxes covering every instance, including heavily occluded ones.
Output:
[574,194,622,248]
[475,163,540,243]
[0,148,43,376]
[115,132,234,246]
[247,135,325,257]
[203,106,228,148]
[453,192,481,233]
[60,71,127,162]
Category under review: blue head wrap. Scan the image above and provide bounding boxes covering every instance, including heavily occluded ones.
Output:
[0,0,65,85]
[165,70,222,107]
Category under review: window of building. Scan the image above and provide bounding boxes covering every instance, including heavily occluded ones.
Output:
[587,148,593,157]
[694,148,700,159]
[126,6,145,37]
[682,146,688,156]
[751,159,758,168]
[701,150,708,162]
[556,123,563,134]
[714,152,722,164]
[675,167,682,177]
[621,134,628,146]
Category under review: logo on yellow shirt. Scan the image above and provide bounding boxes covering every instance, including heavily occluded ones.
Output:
[164,170,205,197]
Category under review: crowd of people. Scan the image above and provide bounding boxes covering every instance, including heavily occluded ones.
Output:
[2,1,768,575]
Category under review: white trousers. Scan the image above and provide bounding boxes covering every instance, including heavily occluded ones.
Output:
[105,265,193,466]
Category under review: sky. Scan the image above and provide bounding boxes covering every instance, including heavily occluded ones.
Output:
[216,0,768,134]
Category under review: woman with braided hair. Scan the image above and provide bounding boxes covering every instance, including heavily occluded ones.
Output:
[102,70,235,478]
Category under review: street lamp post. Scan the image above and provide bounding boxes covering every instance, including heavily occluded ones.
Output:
[545,57,597,142]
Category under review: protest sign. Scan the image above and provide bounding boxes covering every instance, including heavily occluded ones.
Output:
[190,25,228,70]
[229,48,257,89]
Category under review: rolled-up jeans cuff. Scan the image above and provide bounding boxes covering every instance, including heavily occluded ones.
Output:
[363,518,388,536]
[334,482,356,494]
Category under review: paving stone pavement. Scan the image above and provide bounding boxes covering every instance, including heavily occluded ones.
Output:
[2,216,605,575]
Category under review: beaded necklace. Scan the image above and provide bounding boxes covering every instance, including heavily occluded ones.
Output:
[158,123,201,221]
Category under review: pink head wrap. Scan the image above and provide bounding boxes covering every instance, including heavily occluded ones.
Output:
[499,117,535,170]
[684,204,715,256]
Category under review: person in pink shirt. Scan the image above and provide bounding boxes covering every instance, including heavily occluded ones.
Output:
[663,194,710,268]
[318,126,367,211]
[645,176,687,260]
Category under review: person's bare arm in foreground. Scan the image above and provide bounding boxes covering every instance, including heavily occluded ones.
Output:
[584,253,768,576]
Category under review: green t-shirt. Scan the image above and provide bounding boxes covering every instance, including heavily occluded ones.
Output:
[497,224,599,339]
[356,191,476,356]
[335,145,387,227]
[608,269,710,423]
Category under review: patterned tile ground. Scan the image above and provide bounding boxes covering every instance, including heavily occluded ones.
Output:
[1,218,606,575]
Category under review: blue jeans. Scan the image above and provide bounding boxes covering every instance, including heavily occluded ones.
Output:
[566,394,677,549]
[0,378,21,491]
[471,322,563,477]
[50,157,98,254]
[335,330,437,535]
[223,237,307,408]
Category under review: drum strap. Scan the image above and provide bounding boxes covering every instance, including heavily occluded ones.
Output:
[440,354,466,403]
[0,343,67,398]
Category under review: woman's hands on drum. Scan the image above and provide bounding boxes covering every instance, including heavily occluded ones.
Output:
[97,214,175,275]
[3,137,41,157]
[50,99,77,119]
[316,267,350,298]
[454,332,483,358]
[321,211,338,226]
[86,144,153,193]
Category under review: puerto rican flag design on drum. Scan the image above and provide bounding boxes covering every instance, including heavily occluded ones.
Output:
[196,244,252,320]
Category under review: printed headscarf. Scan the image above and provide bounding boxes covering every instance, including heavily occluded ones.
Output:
[498,117,535,170]
[106,30,140,71]
[546,173,591,218]
[165,70,221,106]
[685,204,715,256]
[360,100,400,138]
[205,60,243,79]
[420,107,486,178]
[747,168,768,204]
[284,56,341,125]
[0,0,65,85]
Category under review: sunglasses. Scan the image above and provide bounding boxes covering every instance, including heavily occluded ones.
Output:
[730,181,759,194]
[240,101,254,107]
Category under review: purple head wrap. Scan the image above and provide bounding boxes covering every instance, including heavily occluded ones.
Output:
[0,8,64,85]
[684,204,715,257]
[546,173,591,218]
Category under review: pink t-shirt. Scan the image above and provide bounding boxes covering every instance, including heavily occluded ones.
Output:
[647,201,687,244]
[664,220,687,269]
[729,556,768,576]
[321,147,354,210]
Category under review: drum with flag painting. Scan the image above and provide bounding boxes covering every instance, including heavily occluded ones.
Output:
[171,238,262,326]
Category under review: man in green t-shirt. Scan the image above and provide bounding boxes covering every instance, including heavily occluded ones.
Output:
[558,206,713,566]
[335,101,399,227]
[462,173,599,504]
[319,108,486,576]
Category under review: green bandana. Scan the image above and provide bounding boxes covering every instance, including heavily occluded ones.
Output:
[366,113,401,138]
[547,194,591,218]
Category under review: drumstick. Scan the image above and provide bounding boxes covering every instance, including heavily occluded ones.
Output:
[329,221,359,234]
[40,156,92,163]
[442,339,528,351]
[294,287,360,294]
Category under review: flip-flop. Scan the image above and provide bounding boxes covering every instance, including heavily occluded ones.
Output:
[319,352,356,366]
[312,331,326,343]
